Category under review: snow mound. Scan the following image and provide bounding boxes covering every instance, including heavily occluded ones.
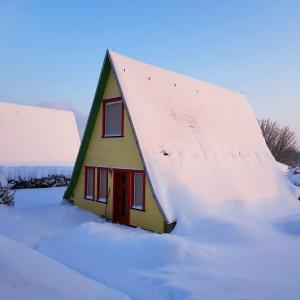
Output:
[0,234,129,300]
[0,102,80,166]
[109,51,298,225]
[38,221,211,299]
[38,217,300,300]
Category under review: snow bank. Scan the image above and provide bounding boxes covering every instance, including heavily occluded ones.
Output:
[109,51,298,226]
[0,234,129,300]
[38,217,300,300]
[0,102,80,166]
[38,221,224,299]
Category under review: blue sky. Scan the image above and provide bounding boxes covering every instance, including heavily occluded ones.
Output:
[1,0,299,143]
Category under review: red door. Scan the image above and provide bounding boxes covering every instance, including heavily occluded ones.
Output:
[113,170,130,225]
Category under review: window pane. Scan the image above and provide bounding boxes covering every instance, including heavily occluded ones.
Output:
[134,173,144,208]
[105,102,122,136]
[99,169,107,201]
[86,168,94,198]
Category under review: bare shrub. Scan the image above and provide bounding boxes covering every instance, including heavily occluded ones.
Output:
[259,119,299,166]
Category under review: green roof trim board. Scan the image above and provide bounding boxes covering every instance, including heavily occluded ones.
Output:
[64,51,111,200]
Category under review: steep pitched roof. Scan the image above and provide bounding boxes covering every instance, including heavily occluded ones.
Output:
[0,102,80,166]
[66,51,290,224]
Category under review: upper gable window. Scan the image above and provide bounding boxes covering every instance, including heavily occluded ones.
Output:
[102,98,124,137]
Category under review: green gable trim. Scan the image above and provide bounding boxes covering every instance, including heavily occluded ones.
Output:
[64,52,111,200]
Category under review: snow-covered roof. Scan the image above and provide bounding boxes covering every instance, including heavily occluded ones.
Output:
[109,51,292,224]
[0,102,80,166]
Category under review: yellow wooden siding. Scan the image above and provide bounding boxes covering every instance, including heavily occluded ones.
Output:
[71,70,165,233]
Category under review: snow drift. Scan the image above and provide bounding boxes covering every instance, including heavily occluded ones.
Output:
[0,234,129,300]
[109,51,298,226]
[2,187,300,300]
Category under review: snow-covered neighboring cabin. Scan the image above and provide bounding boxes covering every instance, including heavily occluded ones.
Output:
[65,50,296,233]
[0,102,80,180]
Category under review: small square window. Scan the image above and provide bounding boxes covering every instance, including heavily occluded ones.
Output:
[103,100,123,137]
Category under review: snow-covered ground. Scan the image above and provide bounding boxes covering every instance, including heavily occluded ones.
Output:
[0,235,129,300]
[0,188,129,300]
[288,167,300,187]
[0,187,300,299]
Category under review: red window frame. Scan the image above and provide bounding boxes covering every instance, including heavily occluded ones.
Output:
[131,170,146,211]
[84,166,96,200]
[97,167,109,202]
[102,97,124,138]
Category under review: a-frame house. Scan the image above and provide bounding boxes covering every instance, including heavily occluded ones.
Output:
[65,50,279,233]
[64,51,173,233]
